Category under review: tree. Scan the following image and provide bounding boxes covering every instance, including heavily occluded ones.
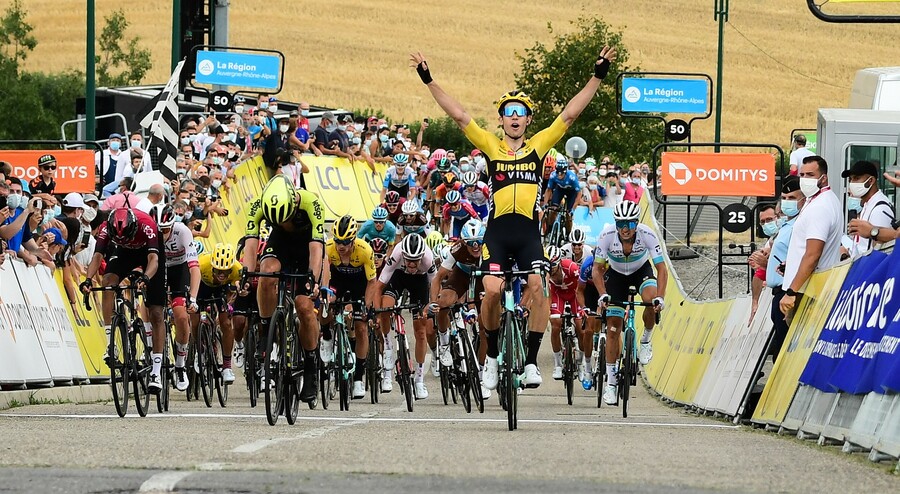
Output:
[514,16,662,166]
[97,9,152,87]
[0,0,37,75]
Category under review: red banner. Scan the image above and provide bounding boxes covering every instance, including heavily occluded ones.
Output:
[1,150,96,193]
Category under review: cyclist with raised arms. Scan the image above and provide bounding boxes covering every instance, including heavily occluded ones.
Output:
[81,205,168,393]
[591,200,666,405]
[243,174,326,404]
[194,243,243,384]
[411,44,618,390]
[544,156,580,237]
[460,171,491,220]
[381,154,418,201]
[357,206,398,246]
[322,216,377,400]
[374,233,437,398]
[153,204,200,392]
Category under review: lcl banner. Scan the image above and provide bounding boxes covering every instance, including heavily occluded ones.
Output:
[1,150,96,193]
[660,152,776,197]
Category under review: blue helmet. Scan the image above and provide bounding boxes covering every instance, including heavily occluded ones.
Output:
[460,219,485,242]
[446,189,462,204]
[555,155,569,171]
[393,154,409,165]
[372,207,389,221]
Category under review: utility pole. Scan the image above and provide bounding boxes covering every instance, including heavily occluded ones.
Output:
[86,0,96,141]
[714,0,729,152]
[171,0,181,71]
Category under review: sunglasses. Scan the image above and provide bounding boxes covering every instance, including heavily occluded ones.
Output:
[41,165,57,171]
[374,253,386,261]
[465,240,482,248]
[373,221,385,226]
[334,237,354,246]
[615,220,638,230]
[501,104,528,118]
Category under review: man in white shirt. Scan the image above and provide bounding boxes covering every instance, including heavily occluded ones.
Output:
[788,134,814,176]
[843,160,895,259]
[780,156,843,319]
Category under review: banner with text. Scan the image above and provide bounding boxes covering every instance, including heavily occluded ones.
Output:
[661,152,776,197]
[1,150,96,193]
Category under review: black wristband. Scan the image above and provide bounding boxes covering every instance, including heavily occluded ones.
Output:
[594,56,611,80]
[416,61,433,84]
[785,288,798,297]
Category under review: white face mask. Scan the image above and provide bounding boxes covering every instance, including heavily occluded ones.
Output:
[847,178,872,198]
[799,176,821,198]
[278,124,289,133]
[211,179,222,189]
[234,105,244,114]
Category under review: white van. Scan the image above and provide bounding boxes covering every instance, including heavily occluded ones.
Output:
[849,67,900,111]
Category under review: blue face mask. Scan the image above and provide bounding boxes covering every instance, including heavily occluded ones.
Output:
[379,134,389,143]
[109,141,121,151]
[847,196,862,212]
[53,205,62,216]
[174,214,184,223]
[42,210,54,226]
[776,216,787,229]
[781,199,800,218]
[6,194,22,210]
[761,221,779,237]
[300,109,309,117]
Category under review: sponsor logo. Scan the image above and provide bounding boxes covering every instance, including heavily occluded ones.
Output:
[197,59,215,76]
[624,86,641,103]
[668,162,693,185]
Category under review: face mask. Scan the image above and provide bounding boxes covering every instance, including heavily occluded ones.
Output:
[326,124,337,133]
[352,137,361,145]
[364,139,372,148]
[234,105,244,114]
[174,214,184,223]
[53,205,61,216]
[184,210,193,221]
[269,105,278,113]
[642,169,650,175]
[799,176,821,198]
[259,102,269,110]
[781,199,800,217]
[300,109,309,117]
[215,157,224,166]
[598,168,607,175]
[211,179,222,189]
[188,134,197,142]
[354,124,364,132]
[227,151,237,159]
[847,178,872,198]
[589,184,598,191]
[279,124,289,133]
[338,125,347,132]
[761,221,779,237]
[631,178,641,185]
[82,207,97,222]
[379,134,389,143]
[227,132,237,142]
[847,196,862,212]
[42,210,54,225]
[345,131,355,140]
[109,141,121,151]
[181,137,191,146]
[6,194,21,210]
[162,183,171,195]
[776,216,787,229]
[130,140,141,149]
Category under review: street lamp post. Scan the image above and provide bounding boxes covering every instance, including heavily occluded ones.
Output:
[86,0,96,141]
[713,0,729,152]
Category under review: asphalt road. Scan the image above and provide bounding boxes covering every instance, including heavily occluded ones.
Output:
[0,343,895,494]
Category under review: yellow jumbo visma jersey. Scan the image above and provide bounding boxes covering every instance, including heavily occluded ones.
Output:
[325,238,376,281]
[198,253,243,287]
[462,115,569,220]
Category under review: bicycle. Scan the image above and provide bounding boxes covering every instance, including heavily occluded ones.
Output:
[244,271,316,426]
[583,310,607,409]
[610,286,659,418]
[365,315,383,404]
[545,204,571,248]
[83,272,152,418]
[196,298,228,408]
[322,296,358,411]
[446,302,484,413]
[472,266,546,431]
[550,302,579,406]
[156,307,176,413]
[242,307,260,408]
[372,296,420,413]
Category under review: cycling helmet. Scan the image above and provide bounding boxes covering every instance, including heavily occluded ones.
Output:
[393,153,409,165]
[460,218,485,242]
[261,174,297,225]
[436,157,451,172]
[369,237,388,256]
[384,190,401,205]
[555,155,569,171]
[210,243,235,271]
[546,246,562,267]
[332,215,359,241]
[193,240,206,255]
[372,207,389,221]
[153,204,176,229]
[446,190,462,204]
[109,208,138,242]
[425,230,445,252]
[543,149,558,170]
[585,157,596,167]
[401,233,427,261]
[461,171,478,187]
[401,200,419,215]
[569,228,586,245]
[613,200,641,221]
[442,172,458,186]
[496,90,534,115]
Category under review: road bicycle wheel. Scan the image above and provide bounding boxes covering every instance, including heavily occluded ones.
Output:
[460,326,483,413]
[245,318,259,409]
[212,329,227,408]
[335,325,350,412]
[451,334,471,413]
[367,327,380,404]
[108,315,129,417]
[503,316,517,431]
[621,328,635,419]
[157,327,170,414]
[439,356,450,406]
[284,331,301,424]
[563,331,575,406]
[131,320,151,418]
[264,310,286,426]
[319,352,332,411]
[396,332,414,413]
[596,334,606,409]
[186,335,199,402]
[197,321,214,408]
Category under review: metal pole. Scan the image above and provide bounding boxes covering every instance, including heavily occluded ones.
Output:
[86,0,96,141]
[171,0,181,72]
[713,0,728,152]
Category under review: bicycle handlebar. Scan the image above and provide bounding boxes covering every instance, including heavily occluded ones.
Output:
[82,272,146,312]
[371,303,422,315]
[472,268,543,278]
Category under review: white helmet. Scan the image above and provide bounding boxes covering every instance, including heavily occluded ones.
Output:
[401,200,419,215]
[546,245,562,266]
[460,218,485,242]
[401,233,427,261]
[569,228,586,244]
[461,171,479,186]
[613,200,641,221]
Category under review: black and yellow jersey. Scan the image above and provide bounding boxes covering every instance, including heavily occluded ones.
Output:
[245,188,325,242]
[325,238,376,281]
[462,116,568,221]
[198,253,243,288]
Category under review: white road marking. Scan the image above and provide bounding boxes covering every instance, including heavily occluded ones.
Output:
[0,413,739,429]
[196,462,227,471]
[138,471,193,493]
[232,419,369,454]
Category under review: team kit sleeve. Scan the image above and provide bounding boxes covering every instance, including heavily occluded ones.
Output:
[640,226,666,265]
[361,243,377,281]
[461,120,497,158]
[299,190,326,242]
[529,115,570,158]
[378,249,401,284]
[245,199,263,237]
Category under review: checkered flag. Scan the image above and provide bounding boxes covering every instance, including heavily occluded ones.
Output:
[140,59,185,180]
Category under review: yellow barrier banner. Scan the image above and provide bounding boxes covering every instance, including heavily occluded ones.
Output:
[302,156,370,220]
[56,270,109,380]
[352,160,390,213]
[751,263,850,426]
[202,156,271,250]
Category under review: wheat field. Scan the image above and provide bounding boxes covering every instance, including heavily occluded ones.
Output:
[11,0,900,152]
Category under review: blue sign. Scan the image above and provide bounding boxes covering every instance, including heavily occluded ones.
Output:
[621,77,709,114]
[195,50,281,90]
[572,206,615,244]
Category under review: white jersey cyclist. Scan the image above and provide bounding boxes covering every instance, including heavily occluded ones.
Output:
[594,223,664,275]
[162,222,199,267]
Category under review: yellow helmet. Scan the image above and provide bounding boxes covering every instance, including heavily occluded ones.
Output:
[211,243,235,271]
[261,175,297,225]
[425,230,444,251]
[496,90,534,115]
[332,215,359,241]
